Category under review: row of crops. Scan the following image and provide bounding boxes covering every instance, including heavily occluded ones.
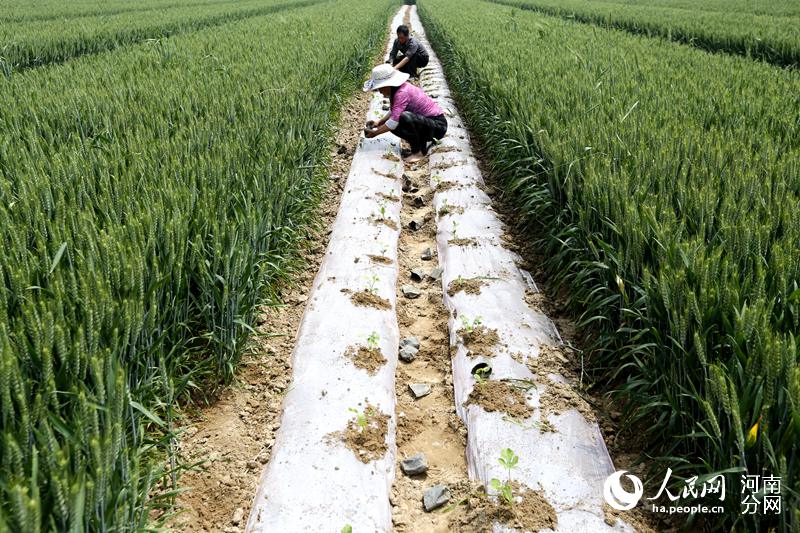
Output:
[419,0,799,529]
[0,0,317,72]
[577,0,800,17]
[0,0,394,529]
[489,0,800,67]
[0,0,247,22]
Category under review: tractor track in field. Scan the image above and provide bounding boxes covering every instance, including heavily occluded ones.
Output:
[166,82,375,533]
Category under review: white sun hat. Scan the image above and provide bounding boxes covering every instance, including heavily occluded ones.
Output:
[363,63,410,92]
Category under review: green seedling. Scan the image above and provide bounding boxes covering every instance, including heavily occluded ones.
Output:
[460,315,482,333]
[451,220,459,238]
[348,406,376,430]
[364,274,380,294]
[432,174,442,186]
[342,526,352,533]
[490,448,519,507]
[473,365,491,384]
[348,407,368,429]
[378,200,387,219]
[379,244,388,256]
[367,331,380,350]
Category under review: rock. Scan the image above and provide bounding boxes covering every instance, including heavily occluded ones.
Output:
[402,285,422,299]
[423,484,451,512]
[413,196,425,207]
[421,247,433,261]
[402,174,413,192]
[247,461,260,470]
[330,173,341,181]
[409,383,431,399]
[410,268,426,282]
[400,453,429,476]
[399,345,419,363]
[401,336,421,350]
[428,267,443,281]
[408,219,425,231]
[232,507,244,525]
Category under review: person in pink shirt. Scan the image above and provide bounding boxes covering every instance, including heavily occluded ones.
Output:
[363,64,448,163]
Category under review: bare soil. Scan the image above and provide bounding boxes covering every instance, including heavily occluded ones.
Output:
[346,345,387,375]
[466,380,533,420]
[459,324,500,357]
[390,130,469,529]
[372,216,399,230]
[351,289,392,310]
[377,191,401,202]
[447,277,485,297]
[435,180,460,192]
[448,237,478,247]
[368,254,392,265]
[165,77,377,533]
[437,203,465,217]
[445,480,557,532]
[338,404,390,463]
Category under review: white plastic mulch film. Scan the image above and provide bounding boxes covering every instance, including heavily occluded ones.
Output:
[245,10,406,532]
[408,7,634,532]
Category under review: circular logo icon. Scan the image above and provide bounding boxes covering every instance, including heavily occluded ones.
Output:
[603,470,644,511]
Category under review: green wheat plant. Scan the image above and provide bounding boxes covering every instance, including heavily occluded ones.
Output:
[420,0,800,529]
[0,0,396,530]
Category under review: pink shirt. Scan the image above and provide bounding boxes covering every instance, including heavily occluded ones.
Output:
[386,82,444,130]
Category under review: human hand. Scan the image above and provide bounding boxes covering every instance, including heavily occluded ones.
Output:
[363,127,376,138]
[366,120,376,128]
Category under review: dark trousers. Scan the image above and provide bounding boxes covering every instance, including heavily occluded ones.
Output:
[393,111,447,154]
[393,53,429,77]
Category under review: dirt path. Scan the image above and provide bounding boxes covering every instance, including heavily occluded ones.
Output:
[168,87,373,533]
[390,161,470,530]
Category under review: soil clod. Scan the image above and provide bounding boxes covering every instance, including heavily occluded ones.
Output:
[368,254,392,265]
[399,346,418,362]
[400,453,429,476]
[338,404,390,463]
[423,484,451,512]
[428,267,443,281]
[401,336,421,350]
[408,383,432,399]
[346,345,387,375]
[459,325,499,357]
[408,218,425,231]
[351,290,391,310]
[402,285,422,299]
[467,380,533,419]
[447,277,485,297]
[410,268,426,282]
[448,237,478,247]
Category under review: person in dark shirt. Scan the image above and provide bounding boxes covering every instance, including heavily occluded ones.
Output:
[388,25,429,78]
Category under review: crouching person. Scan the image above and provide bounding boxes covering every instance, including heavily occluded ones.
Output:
[363,64,447,163]
[388,24,429,78]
